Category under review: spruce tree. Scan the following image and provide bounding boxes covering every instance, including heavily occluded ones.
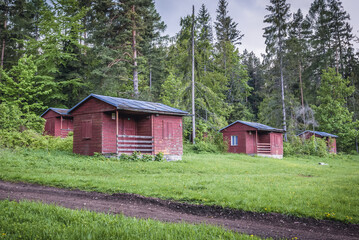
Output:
[196,4,213,76]
[286,9,311,108]
[306,0,332,80]
[115,0,165,98]
[263,0,291,140]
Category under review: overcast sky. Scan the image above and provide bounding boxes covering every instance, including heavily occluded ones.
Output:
[155,0,359,57]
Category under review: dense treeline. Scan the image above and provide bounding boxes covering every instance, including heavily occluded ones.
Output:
[0,0,358,152]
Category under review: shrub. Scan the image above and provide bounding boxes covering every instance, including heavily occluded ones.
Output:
[141,154,154,162]
[284,135,329,157]
[118,153,156,162]
[0,130,73,152]
[93,152,107,161]
[192,141,217,153]
[119,154,130,161]
[129,151,141,161]
[0,102,44,133]
[184,131,228,154]
[154,152,164,162]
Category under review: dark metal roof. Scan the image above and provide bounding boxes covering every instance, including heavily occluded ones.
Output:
[298,130,338,138]
[40,108,70,117]
[219,120,284,132]
[68,94,188,115]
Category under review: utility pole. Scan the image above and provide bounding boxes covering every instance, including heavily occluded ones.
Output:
[191,5,196,144]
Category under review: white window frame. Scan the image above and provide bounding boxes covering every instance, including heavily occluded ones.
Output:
[231,136,238,146]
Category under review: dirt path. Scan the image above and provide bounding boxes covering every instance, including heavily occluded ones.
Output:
[0,181,358,240]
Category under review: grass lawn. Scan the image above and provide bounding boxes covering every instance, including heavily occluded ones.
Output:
[0,148,358,223]
[0,200,257,240]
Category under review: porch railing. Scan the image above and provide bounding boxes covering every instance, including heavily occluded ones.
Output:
[257,143,271,154]
[117,135,153,155]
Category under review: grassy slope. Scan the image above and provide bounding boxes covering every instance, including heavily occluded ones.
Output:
[0,200,258,240]
[0,148,358,223]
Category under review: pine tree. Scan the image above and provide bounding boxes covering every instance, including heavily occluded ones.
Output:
[241,50,265,118]
[215,0,243,45]
[263,0,291,140]
[286,9,311,108]
[306,0,332,80]
[214,0,243,72]
[0,0,42,71]
[196,4,213,76]
[114,0,165,98]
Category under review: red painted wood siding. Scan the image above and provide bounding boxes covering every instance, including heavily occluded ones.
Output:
[71,98,115,155]
[270,132,283,155]
[246,132,256,154]
[221,122,283,156]
[221,122,256,154]
[71,97,184,156]
[152,114,183,155]
[60,118,73,138]
[329,138,337,153]
[102,113,152,154]
[42,110,73,138]
[102,112,116,154]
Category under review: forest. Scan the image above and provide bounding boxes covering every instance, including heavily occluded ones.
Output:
[0,0,359,152]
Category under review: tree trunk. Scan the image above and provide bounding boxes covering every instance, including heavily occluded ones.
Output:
[132,5,139,97]
[191,5,196,144]
[149,67,152,91]
[1,14,7,69]
[279,37,287,141]
[299,60,306,126]
[299,62,304,108]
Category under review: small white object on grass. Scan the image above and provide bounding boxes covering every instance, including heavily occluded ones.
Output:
[318,162,328,165]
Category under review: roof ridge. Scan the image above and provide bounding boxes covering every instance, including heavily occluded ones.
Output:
[68,94,188,115]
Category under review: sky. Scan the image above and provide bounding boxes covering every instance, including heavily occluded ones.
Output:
[155,0,359,57]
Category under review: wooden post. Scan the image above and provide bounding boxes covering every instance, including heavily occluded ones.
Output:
[256,130,258,154]
[1,11,7,69]
[116,110,119,136]
[191,5,196,144]
[151,114,154,155]
[116,110,119,155]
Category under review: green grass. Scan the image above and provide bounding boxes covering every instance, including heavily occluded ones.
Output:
[0,200,258,240]
[0,148,358,223]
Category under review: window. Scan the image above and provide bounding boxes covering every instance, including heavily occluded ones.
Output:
[231,136,238,146]
[81,120,92,139]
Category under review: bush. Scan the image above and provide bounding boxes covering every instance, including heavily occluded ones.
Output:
[0,102,44,133]
[119,154,130,161]
[184,131,228,154]
[118,153,157,162]
[154,152,164,162]
[129,151,141,161]
[141,154,154,162]
[0,130,73,152]
[284,135,329,157]
[192,141,218,153]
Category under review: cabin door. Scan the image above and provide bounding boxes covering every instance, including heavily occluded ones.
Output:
[123,117,136,135]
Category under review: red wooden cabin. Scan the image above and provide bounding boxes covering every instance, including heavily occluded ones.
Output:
[41,108,73,138]
[68,94,188,160]
[220,120,284,158]
[297,130,338,153]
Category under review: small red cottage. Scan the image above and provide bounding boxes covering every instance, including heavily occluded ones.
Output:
[298,130,338,153]
[220,120,284,158]
[41,108,73,138]
[68,94,188,160]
